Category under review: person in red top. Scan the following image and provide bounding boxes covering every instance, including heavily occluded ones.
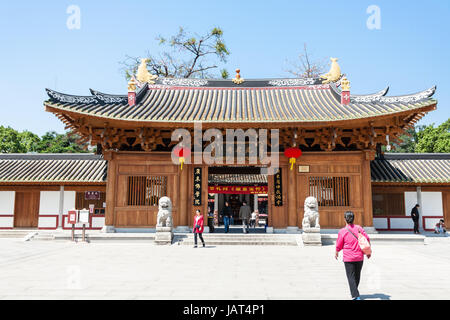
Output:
[193,209,205,248]
[335,211,371,300]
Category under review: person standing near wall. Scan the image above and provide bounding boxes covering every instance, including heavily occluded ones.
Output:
[335,211,371,300]
[221,202,232,233]
[411,204,420,234]
[250,209,258,228]
[193,209,205,248]
[239,201,251,234]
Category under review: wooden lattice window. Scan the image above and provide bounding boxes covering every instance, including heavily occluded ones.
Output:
[127,176,168,206]
[372,193,405,216]
[308,176,350,207]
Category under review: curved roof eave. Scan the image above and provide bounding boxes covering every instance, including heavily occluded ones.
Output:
[44,100,437,128]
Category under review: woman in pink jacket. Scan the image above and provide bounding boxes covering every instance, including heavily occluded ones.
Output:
[193,209,205,248]
[335,211,371,300]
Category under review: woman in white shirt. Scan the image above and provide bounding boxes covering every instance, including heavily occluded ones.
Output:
[250,210,258,228]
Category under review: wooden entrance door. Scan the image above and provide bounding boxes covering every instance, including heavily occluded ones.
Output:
[14,192,40,228]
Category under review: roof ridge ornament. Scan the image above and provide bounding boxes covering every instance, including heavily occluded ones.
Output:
[340,76,350,91]
[136,58,158,85]
[232,69,245,85]
[320,58,342,84]
[128,78,137,92]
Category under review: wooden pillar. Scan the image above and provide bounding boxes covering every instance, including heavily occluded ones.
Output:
[104,151,116,227]
[179,165,189,226]
[287,166,297,227]
[361,151,375,227]
[214,194,219,212]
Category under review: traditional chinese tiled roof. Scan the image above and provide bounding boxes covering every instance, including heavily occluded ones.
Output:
[0,154,107,184]
[208,174,268,185]
[44,77,437,124]
[371,153,450,184]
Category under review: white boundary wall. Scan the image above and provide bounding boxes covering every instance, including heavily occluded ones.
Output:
[38,191,76,229]
[374,191,444,231]
[0,191,15,229]
[404,192,443,217]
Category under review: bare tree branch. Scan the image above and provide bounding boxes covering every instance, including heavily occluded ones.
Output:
[120,27,230,80]
[285,44,327,78]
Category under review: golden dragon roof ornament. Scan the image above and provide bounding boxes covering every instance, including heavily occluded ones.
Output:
[320,58,342,84]
[136,58,158,84]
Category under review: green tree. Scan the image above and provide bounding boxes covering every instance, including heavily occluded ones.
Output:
[18,130,40,152]
[121,26,230,80]
[388,118,450,153]
[390,127,421,153]
[0,127,91,154]
[0,126,26,153]
[415,119,450,153]
[36,131,89,153]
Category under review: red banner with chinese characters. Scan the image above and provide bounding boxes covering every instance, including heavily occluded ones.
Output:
[208,185,268,194]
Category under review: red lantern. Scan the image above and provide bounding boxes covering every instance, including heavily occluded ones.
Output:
[173,146,191,170]
[284,147,302,170]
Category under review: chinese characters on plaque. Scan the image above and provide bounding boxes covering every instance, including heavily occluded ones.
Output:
[208,185,268,194]
[193,167,202,206]
[85,191,100,200]
[274,168,282,206]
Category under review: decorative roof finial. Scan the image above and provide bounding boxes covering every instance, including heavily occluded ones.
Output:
[340,76,351,105]
[320,58,342,84]
[340,76,350,91]
[128,77,137,92]
[232,69,245,85]
[128,77,137,107]
[136,58,158,84]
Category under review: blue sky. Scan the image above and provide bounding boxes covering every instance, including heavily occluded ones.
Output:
[0,0,449,135]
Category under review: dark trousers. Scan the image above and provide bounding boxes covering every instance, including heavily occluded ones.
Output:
[344,261,364,299]
[413,220,419,233]
[242,219,249,233]
[194,233,204,246]
[223,216,230,233]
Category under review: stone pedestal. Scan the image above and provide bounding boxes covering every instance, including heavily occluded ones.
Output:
[302,227,322,246]
[173,226,190,233]
[155,227,173,245]
[101,226,116,233]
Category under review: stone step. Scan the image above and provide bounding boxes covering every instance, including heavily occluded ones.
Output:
[53,234,156,242]
[0,231,34,238]
[177,240,298,246]
[175,234,299,246]
[32,234,55,241]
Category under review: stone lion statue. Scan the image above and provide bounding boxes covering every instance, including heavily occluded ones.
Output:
[302,196,320,229]
[156,196,173,228]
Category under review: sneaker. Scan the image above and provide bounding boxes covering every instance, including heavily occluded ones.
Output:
[193,245,197,248]
[353,297,361,300]
[202,243,205,247]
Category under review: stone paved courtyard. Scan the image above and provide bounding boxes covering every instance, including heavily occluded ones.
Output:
[0,237,449,300]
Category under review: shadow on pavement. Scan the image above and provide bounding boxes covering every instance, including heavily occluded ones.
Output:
[360,293,391,300]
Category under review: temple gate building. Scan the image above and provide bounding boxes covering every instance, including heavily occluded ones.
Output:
[40,59,441,232]
[2,59,446,233]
